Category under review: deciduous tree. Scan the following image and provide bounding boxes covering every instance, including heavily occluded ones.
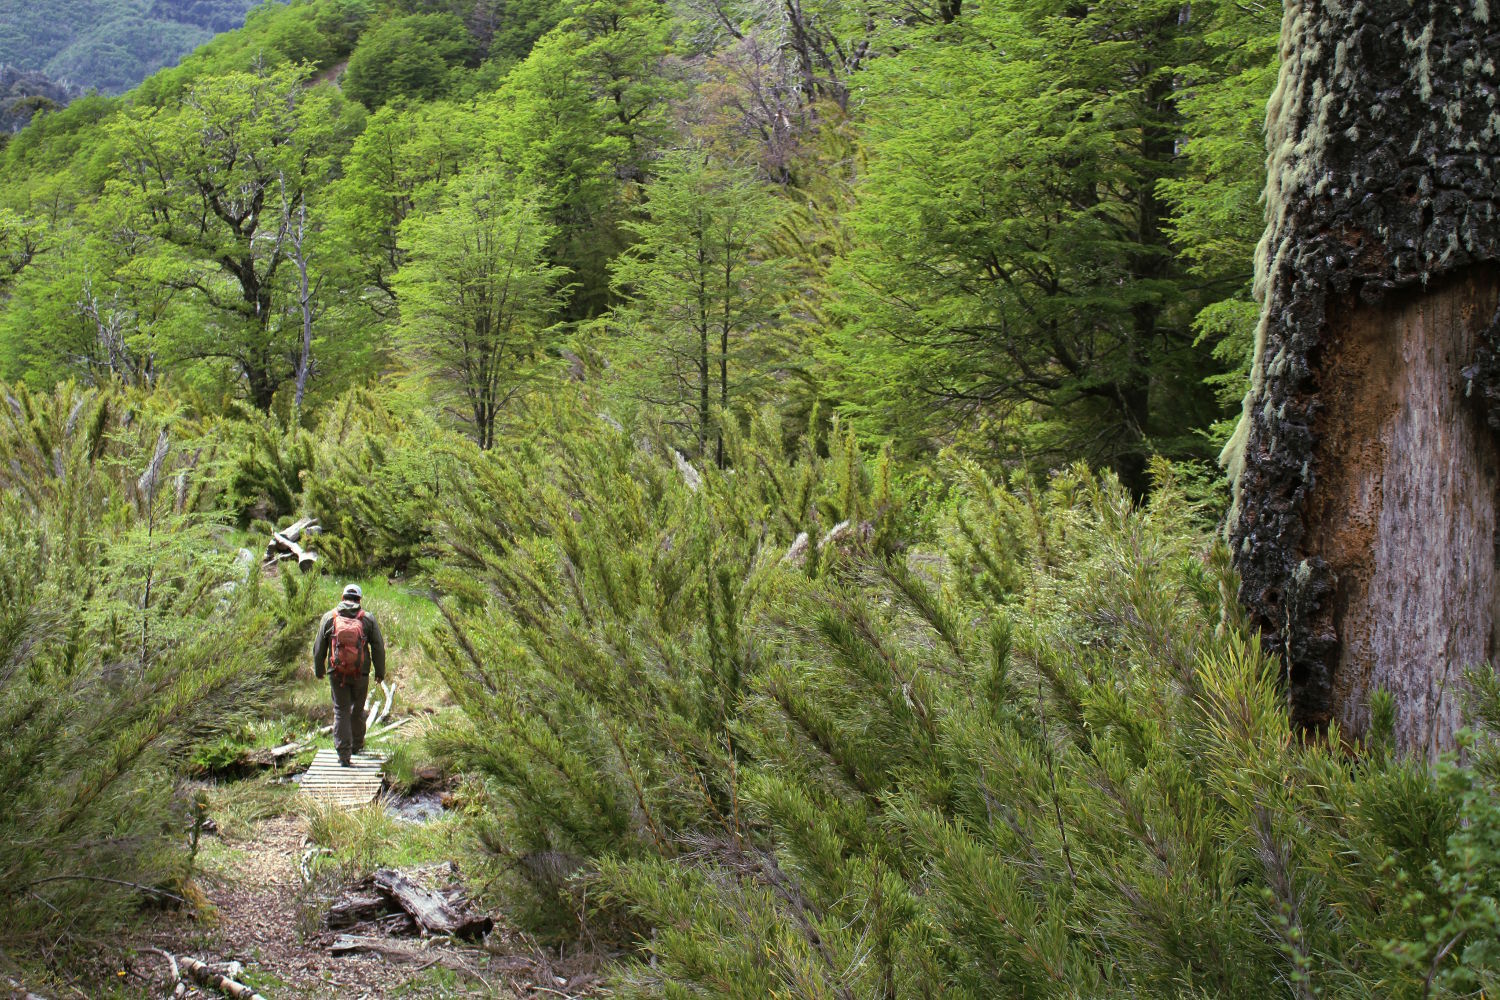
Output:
[609,149,786,464]
[106,64,360,409]
[394,171,569,449]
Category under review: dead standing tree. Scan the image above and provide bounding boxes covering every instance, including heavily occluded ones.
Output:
[1226,0,1500,756]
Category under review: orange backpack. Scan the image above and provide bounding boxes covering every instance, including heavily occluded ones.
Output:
[330,611,367,682]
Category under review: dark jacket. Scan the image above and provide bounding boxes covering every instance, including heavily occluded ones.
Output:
[313,600,387,681]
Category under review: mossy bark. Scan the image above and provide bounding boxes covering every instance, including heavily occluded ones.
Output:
[1226,0,1500,756]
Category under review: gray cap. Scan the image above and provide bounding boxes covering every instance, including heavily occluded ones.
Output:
[342,583,363,601]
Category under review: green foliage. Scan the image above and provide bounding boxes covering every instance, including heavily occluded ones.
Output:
[103,63,363,408]
[0,0,1277,477]
[10,4,1489,994]
[393,170,569,448]
[0,0,258,94]
[607,148,787,464]
[471,0,567,62]
[326,97,488,305]
[0,381,279,951]
[302,388,452,573]
[492,0,679,317]
[218,386,457,573]
[828,0,1273,489]
[343,13,476,109]
[423,397,907,938]
[421,409,1500,996]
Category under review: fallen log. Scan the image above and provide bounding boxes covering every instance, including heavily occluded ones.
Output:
[263,517,318,558]
[271,531,318,571]
[329,933,423,959]
[373,868,493,940]
[263,517,320,571]
[326,891,393,930]
[178,956,267,1000]
[328,935,483,975]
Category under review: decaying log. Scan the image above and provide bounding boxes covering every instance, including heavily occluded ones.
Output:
[179,956,267,1000]
[373,868,493,940]
[329,934,423,959]
[273,532,317,571]
[326,892,392,930]
[1224,0,1500,756]
[327,935,486,976]
[263,517,319,571]
[265,516,318,550]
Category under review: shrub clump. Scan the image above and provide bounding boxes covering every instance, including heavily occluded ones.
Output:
[430,406,1500,998]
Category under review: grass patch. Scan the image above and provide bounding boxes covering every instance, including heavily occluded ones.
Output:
[302,800,478,880]
[200,777,299,841]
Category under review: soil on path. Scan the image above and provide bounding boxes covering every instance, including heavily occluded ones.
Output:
[141,813,526,999]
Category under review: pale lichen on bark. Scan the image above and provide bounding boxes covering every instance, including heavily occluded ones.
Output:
[1225,0,1500,752]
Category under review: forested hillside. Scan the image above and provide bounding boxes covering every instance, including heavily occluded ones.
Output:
[0,0,1273,478]
[0,0,258,95]
[4,0,1500,996]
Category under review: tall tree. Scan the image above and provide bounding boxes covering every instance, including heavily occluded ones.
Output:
[394,171,569,450]
[0,209,47,297]
[341,12,476,110]
[106,65,360,409]
[328,99,489,309]
[608,149,785,464]
[1226,0,1500,755]
[495,0,678,317]
[829,0,1238,491]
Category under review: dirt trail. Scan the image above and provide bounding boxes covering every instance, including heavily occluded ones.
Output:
[125,587,605,999]
[151,813,511,999]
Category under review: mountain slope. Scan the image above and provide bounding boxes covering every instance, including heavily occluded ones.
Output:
[0,0,259,94]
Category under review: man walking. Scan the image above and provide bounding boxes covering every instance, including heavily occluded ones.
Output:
[312,584,388,766]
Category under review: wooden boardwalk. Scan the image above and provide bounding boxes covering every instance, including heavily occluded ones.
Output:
[299,748,386,807]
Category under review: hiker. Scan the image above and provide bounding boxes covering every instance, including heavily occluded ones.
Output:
[312,583,388,767]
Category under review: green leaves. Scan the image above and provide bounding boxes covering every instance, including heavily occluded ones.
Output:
[0,380,278,953]
[607,149,787,462]
[827,0,1273,485]
[393,170,569,449]
[99,63,362,409]
[343,13,477,109]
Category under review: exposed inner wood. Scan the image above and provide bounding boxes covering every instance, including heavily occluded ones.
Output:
[372,868,494,940]
[1305,266,1500,755]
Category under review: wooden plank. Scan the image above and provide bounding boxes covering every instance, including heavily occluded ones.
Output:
[298,748,386,807]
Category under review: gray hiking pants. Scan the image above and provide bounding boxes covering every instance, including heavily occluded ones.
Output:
[330,674,369,762]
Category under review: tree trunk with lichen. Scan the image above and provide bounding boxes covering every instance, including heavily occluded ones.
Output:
[1226,0,1500,757]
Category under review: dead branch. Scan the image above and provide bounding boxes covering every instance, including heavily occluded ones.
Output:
[178,957,266,1000]
[143,948,184,997]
